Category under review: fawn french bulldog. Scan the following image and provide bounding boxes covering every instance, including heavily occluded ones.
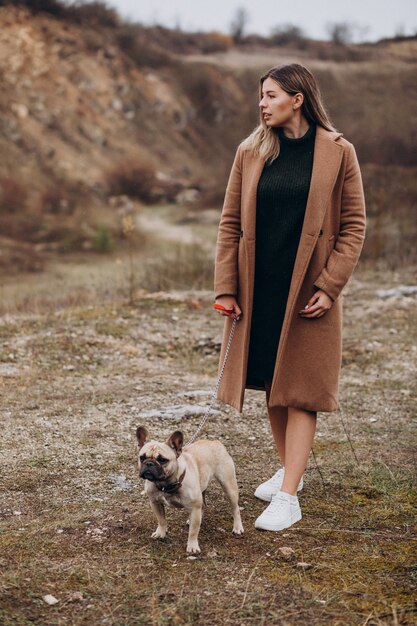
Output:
[136,426,244,554]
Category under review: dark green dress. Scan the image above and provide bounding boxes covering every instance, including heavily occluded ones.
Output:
[246,123,316,387]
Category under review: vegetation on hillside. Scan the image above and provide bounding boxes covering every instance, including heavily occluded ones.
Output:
[0,0,416,271]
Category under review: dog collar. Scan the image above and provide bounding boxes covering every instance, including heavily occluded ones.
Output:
[157,468,186,494]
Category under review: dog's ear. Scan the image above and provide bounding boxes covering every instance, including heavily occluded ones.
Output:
[136,426,148,449]
[166,430,183,456]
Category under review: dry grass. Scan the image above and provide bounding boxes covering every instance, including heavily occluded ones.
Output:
[0,262,416,625]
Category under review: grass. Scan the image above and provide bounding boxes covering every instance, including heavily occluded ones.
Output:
[0,265,416,625]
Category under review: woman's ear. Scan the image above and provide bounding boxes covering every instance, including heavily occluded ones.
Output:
[293,92,304,110]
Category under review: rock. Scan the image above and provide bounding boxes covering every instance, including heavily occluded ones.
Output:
[296,562,312,570]
[182,390,211,399]
[195,337,221,355]
[279,546,295,557]
[375,286,417,298]
[176,189,201,204]
[109,474,134,491]
[42,594,59,605]
[207,549,218,558]
[138,404,221,420]
[111,98,123,111]
[108,195,134,212]
[11,102,29,118]
[68,591,83,602]
[78,121,106,146]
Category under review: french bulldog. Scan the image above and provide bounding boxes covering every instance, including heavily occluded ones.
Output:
[136,426,244,554]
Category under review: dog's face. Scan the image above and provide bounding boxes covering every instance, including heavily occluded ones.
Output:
[136,426,183,483]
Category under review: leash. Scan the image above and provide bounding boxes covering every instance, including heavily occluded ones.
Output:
[183,316,237,449]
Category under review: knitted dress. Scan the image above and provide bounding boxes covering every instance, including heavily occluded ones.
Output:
[245,123,317,388]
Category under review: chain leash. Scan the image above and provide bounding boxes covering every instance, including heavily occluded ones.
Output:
[183,316,237,448]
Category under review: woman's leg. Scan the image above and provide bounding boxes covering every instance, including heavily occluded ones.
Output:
[280,406,317,496]
[265,382,288,465]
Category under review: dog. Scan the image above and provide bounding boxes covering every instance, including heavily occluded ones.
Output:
[136,426,244,554]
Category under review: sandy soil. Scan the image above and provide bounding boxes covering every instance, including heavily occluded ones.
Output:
[0,258,416,624]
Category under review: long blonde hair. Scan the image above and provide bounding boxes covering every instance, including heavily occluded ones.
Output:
[243,64,337,163]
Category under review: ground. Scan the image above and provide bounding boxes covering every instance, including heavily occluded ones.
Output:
[0,257,416,625]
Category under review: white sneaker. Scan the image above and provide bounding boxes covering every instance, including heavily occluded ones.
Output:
[255,491,302,531]
[254,467,303,502]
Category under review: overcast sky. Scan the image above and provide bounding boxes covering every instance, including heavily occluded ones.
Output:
[108,0,417,42]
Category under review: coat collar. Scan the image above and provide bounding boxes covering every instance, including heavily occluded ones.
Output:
[244,125,344,239]
[303,125,344,236]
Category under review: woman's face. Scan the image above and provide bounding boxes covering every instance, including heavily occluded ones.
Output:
[259,77,297,127]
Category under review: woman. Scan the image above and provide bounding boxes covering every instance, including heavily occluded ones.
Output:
[213,64,366,531]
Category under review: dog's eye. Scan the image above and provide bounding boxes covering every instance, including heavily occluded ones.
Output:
[157,455,168,464]
[139,454,147,462]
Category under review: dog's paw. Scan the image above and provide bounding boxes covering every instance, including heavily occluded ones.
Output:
[186,541,201,554]
[151,528,167,539]
[232,522,244,536]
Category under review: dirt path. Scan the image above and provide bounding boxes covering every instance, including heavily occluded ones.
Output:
[0,263,416,625]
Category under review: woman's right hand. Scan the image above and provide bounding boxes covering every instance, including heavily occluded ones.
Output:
[214,295,242,321]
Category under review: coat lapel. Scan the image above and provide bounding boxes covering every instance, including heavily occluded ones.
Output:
[243,155,264,239]
[243,126,343,242]
[299,125,344,237]
[287,126,344,289]
[271,126,344,387]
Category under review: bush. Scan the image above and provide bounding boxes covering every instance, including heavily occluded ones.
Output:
[1,0,119,27]
[106,159,157,203]
[269,24,307,48]
[0,0,67,16]
[38,186,73,214]
[66,1,119,27]
[0,176,28,213]
[140,242,214,292]
[198,32,234,54]
[92,224,113,253]
[117,27,172,68]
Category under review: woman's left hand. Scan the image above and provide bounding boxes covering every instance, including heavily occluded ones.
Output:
[299,289,333,318]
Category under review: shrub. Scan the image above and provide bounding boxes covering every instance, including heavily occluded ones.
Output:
[198,32,234,54]
[1,0,119,27]
[106,159,157,203]
[269,24,307,48]
[0,176,28,213]
[117,27,172,68]
[0,0,67,16]
[65,1,119,27]
[92,224,113,253]
[140,242,214,292]
[38,186,73,214]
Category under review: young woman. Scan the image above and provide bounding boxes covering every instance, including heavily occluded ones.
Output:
[213,64,366,531]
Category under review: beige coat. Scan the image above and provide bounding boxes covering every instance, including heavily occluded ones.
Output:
[214,126,366,413]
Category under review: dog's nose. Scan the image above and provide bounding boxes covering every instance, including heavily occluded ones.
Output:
[144,460,156,467]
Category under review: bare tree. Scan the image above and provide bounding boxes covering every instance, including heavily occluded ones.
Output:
[326,21,369,45]
[270,24,306,47]
[230,6,249,43]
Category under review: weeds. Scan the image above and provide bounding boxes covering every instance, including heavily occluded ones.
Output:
[92,224,113,253]
[140,241,213,292]
[0,268,416,624]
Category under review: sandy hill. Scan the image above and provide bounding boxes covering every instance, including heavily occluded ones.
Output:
[0,4,416,271]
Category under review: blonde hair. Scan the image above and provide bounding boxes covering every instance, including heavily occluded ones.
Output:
[243,64,337,163]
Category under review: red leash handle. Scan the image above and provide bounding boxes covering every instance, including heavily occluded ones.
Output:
[213,303,234,316]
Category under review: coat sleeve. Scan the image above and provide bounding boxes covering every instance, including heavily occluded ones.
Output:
[313,142,366,301]
[214,145,243,299]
